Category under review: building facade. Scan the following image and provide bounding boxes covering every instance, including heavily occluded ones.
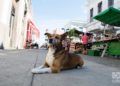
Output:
[65,20,86,32]
[0,0,12,49]
[0,0,39,49]
[85,0,120,32]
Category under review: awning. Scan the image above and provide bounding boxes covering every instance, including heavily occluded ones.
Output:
[94,7,120,26]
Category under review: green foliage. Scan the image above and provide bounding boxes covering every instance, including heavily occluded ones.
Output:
[67,28,79,37]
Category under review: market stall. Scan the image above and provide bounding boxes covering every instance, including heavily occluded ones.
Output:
[89,7,120,57]
[67,29,83,53]
[67,29,92,54]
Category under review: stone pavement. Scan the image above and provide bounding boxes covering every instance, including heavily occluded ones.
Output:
[0,49,39,86]
[0,49,120,86]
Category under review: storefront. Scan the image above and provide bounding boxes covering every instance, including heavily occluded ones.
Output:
[25,20,40,48]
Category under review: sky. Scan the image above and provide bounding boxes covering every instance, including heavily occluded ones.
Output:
[32,0,87,46]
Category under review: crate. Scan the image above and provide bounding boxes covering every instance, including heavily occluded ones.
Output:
[108,42,120,55]
[88,50,100,56]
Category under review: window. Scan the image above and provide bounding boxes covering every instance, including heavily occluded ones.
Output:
[108,0,114,7]
[98,1,102,13]
[24,4,27,17]
[90,8,93,22]
[9,6,15,37]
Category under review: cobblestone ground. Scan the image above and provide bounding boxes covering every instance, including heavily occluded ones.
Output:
[0,49,120,86]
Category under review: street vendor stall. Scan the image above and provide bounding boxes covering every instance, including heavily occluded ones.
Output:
[67,29,93,53]
[88,37,120,56]
[89,7,120,57]
[67,29,83,53]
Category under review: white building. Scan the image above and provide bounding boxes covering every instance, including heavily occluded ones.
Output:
[85,0,120,32]
[65,20,86,32]
[0,0,32,49]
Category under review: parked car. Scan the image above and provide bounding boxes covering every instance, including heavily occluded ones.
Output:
[31,43,39,49]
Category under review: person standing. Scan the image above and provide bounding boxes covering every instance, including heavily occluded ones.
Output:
[81,33,89,55]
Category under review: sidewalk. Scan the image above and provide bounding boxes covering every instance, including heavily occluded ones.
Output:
[0,49,120,86]
[0,49,41,86]
[80,54,120,70]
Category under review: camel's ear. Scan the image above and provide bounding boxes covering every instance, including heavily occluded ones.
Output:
[44,33,52,38]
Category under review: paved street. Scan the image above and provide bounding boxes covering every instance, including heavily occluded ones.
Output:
[0,49,120,86]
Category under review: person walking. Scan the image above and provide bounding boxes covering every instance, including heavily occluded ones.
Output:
[81,33,89,55]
